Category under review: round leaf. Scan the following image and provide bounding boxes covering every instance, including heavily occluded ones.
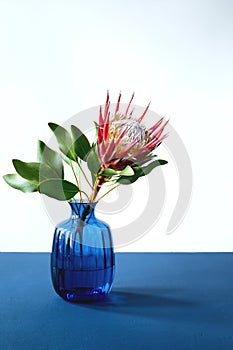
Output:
[38,179,79,201]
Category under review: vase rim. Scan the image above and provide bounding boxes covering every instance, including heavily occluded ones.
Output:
[68,201,97,220]
[69,200,97,206]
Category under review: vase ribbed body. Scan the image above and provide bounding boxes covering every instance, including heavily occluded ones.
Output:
[51,202,115,302]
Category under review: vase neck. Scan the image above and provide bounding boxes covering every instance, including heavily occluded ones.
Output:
[69,201,96,222]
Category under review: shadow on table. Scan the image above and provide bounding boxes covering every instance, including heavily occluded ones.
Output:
[78,287,199,319]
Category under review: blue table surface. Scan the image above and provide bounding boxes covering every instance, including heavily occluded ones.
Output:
[0,253,233,350]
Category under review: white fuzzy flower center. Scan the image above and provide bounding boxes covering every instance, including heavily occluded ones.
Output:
[109,114,149,152]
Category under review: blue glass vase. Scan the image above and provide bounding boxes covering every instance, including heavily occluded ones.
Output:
[51,201,115,302]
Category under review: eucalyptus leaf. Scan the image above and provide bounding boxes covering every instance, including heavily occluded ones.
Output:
[12,159,40,183]
[117,173,139,185]
[39,163,61,181]
[119,165,134,176]
[100,165,134,178]
[118,159,168,185]
[3,174,37,193]
[48,123,76,161]
[38,179,79,201]
[37,140,64,178]
[12,159,61,183]
[100,168,118,176]
[87,148,101,175]
[71,125,91,161]
[60,153,72,165]
[141,159,168,175]
[92,121,99,146]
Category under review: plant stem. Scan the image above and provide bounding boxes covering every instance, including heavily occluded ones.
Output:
[88,175,105,203]
[79,190,89,200]
[70,160,82,202]
[97,183,120,202]
[76,161,93,190]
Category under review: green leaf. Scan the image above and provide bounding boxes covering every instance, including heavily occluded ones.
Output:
[87,148,101,175]
[13,159,60,183]
[118,159,168,185]
[119,165,134,176]
[3,174,37,193]
[100,166,134,178]
[39,163,61,180]
[71,125,91,161]
[38,179,79,201]
[91,121,98,148]
[117,166,142,184]
[13,159,40,183]
[60,153,72,165]
[37,140,64,178]
[48,123,76,161]
[100,168,118,176]
[141,159,168,176]
[117,173,139,185]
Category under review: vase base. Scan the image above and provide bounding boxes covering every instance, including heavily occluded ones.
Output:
[55,285,111,302]
[52,265,114,302]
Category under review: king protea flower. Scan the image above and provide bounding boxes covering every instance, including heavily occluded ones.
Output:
[97,92,169,171]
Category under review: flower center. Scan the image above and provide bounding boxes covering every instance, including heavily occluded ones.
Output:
[109,114,149,151]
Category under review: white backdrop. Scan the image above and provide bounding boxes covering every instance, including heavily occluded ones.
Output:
[0,0,232,252]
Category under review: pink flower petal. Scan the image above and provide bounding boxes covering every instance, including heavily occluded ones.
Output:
[117,138,138,158]
[103,112,110,141]
[104,139,116,162]
[138,101,151,123]
[149,117,164,133]
[125,92,135,115]
[115,91,122,115]
[151,119,169,139]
